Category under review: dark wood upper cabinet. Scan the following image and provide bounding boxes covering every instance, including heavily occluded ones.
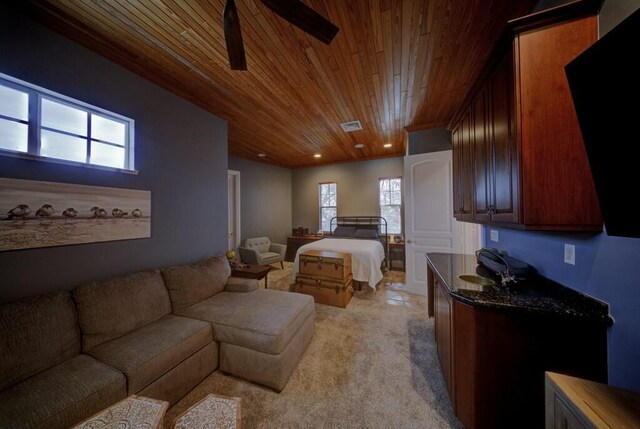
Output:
[490,51,520,224]
[473,87,492,223]
[461,111,474,221]
[451,10,602,231]
[452,125,464,218]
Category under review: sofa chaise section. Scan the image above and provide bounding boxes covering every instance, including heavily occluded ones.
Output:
[175,289,314,354]
[0,292,126,429]
[72,269,217,405]
[164,256,315,391]
[178,289,315,390]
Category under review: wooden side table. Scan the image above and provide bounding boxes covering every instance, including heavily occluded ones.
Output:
[72,395,168,429]
[545,372,640,428]
[388,241,405,271]
[231,264,271,288]
[173,394,241,429]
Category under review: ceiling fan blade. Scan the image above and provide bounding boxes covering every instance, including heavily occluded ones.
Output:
[260,0,339,45]
[223,0,247,70]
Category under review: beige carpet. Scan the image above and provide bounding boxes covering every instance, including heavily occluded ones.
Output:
[164,263,462,428]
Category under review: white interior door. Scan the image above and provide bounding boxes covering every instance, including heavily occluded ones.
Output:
[227,170,241,250]
[404,150,475,295]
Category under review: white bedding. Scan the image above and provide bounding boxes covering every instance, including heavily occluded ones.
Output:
[292,238,385,290]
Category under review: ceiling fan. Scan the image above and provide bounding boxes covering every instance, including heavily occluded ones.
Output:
[223,0,340,70]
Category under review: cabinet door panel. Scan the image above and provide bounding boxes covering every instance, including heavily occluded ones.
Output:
[435,278,453,401]
[491,51,520,224]
[517,17,600,228]
[452,126,463,218]
[461,111,474,220]
[553,395,587,429]
[473,88,492,222]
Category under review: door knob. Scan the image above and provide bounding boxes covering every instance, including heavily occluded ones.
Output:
[406,239,413,243]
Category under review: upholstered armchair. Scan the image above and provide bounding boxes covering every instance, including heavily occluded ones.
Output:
[239,237,287,268]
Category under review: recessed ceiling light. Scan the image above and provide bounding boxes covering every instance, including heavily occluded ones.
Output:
[383,143,393,148]
[258,153,266,157]
[314,154,322,158]
[354,143,364,149]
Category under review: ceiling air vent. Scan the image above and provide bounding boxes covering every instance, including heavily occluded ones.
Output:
[340,120,363,132]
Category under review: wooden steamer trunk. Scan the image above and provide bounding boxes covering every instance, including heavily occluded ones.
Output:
[296,251,353,308]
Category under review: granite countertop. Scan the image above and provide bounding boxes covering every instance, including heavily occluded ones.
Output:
[426,252,613,325]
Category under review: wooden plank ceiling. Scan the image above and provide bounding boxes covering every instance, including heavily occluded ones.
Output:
[23,0,536,168]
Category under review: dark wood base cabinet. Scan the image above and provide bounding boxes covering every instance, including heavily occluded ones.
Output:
[429,272,607,429]
[284,236,323,262]
[451,3,603,231]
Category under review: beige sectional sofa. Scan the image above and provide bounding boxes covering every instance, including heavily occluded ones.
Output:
[0,256,314,429]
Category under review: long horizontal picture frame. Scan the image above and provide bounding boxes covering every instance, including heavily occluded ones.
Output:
[0,178,150,251]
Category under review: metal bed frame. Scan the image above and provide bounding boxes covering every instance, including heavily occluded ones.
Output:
[328,216,389,264]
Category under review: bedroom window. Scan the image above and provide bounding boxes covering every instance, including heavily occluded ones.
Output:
[319,182,337,232]
[0,73,135,172]
[379,177,402,234]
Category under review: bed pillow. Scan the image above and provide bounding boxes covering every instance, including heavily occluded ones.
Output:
[354,228,379,239]
[333,226,356,237]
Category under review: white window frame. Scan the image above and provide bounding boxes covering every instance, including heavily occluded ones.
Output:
[318,182,337,233]
[379,176,403,235]
[0,72,136,173]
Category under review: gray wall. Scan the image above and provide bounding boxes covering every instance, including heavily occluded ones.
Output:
[600,0,640,35]
[292,157,403,232]
[407,128,451,155]
[533,0,640,34]
[0,7,228,304]
[228,157,292,245]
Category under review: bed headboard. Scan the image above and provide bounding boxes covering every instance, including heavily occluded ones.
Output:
[329,216,389,260]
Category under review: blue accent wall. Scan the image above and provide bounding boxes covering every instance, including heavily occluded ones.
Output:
[484,227,640,390]
[0,7,229,303]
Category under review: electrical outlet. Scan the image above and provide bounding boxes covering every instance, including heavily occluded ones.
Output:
[564,244,576,265]
[490,229,499,242]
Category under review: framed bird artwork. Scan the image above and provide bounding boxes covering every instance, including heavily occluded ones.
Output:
[0,178,151,251]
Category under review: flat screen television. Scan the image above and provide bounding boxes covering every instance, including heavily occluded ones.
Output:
[565,7,640,238]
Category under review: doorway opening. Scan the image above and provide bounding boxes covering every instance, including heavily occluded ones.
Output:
[228,170,241,251]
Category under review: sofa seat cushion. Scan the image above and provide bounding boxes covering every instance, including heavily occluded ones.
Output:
[0,354,126,429]
[174,289,314,355]
[87,315,213,394]
[225,277,259,293]
[73,269,172,351]
[0,291,80,391]
[260,252,281,262]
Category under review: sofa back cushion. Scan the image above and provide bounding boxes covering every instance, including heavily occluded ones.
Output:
[243,237,271,254]
[0,291,81,391]
[72,270,171,351]
[162,256,231,311]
